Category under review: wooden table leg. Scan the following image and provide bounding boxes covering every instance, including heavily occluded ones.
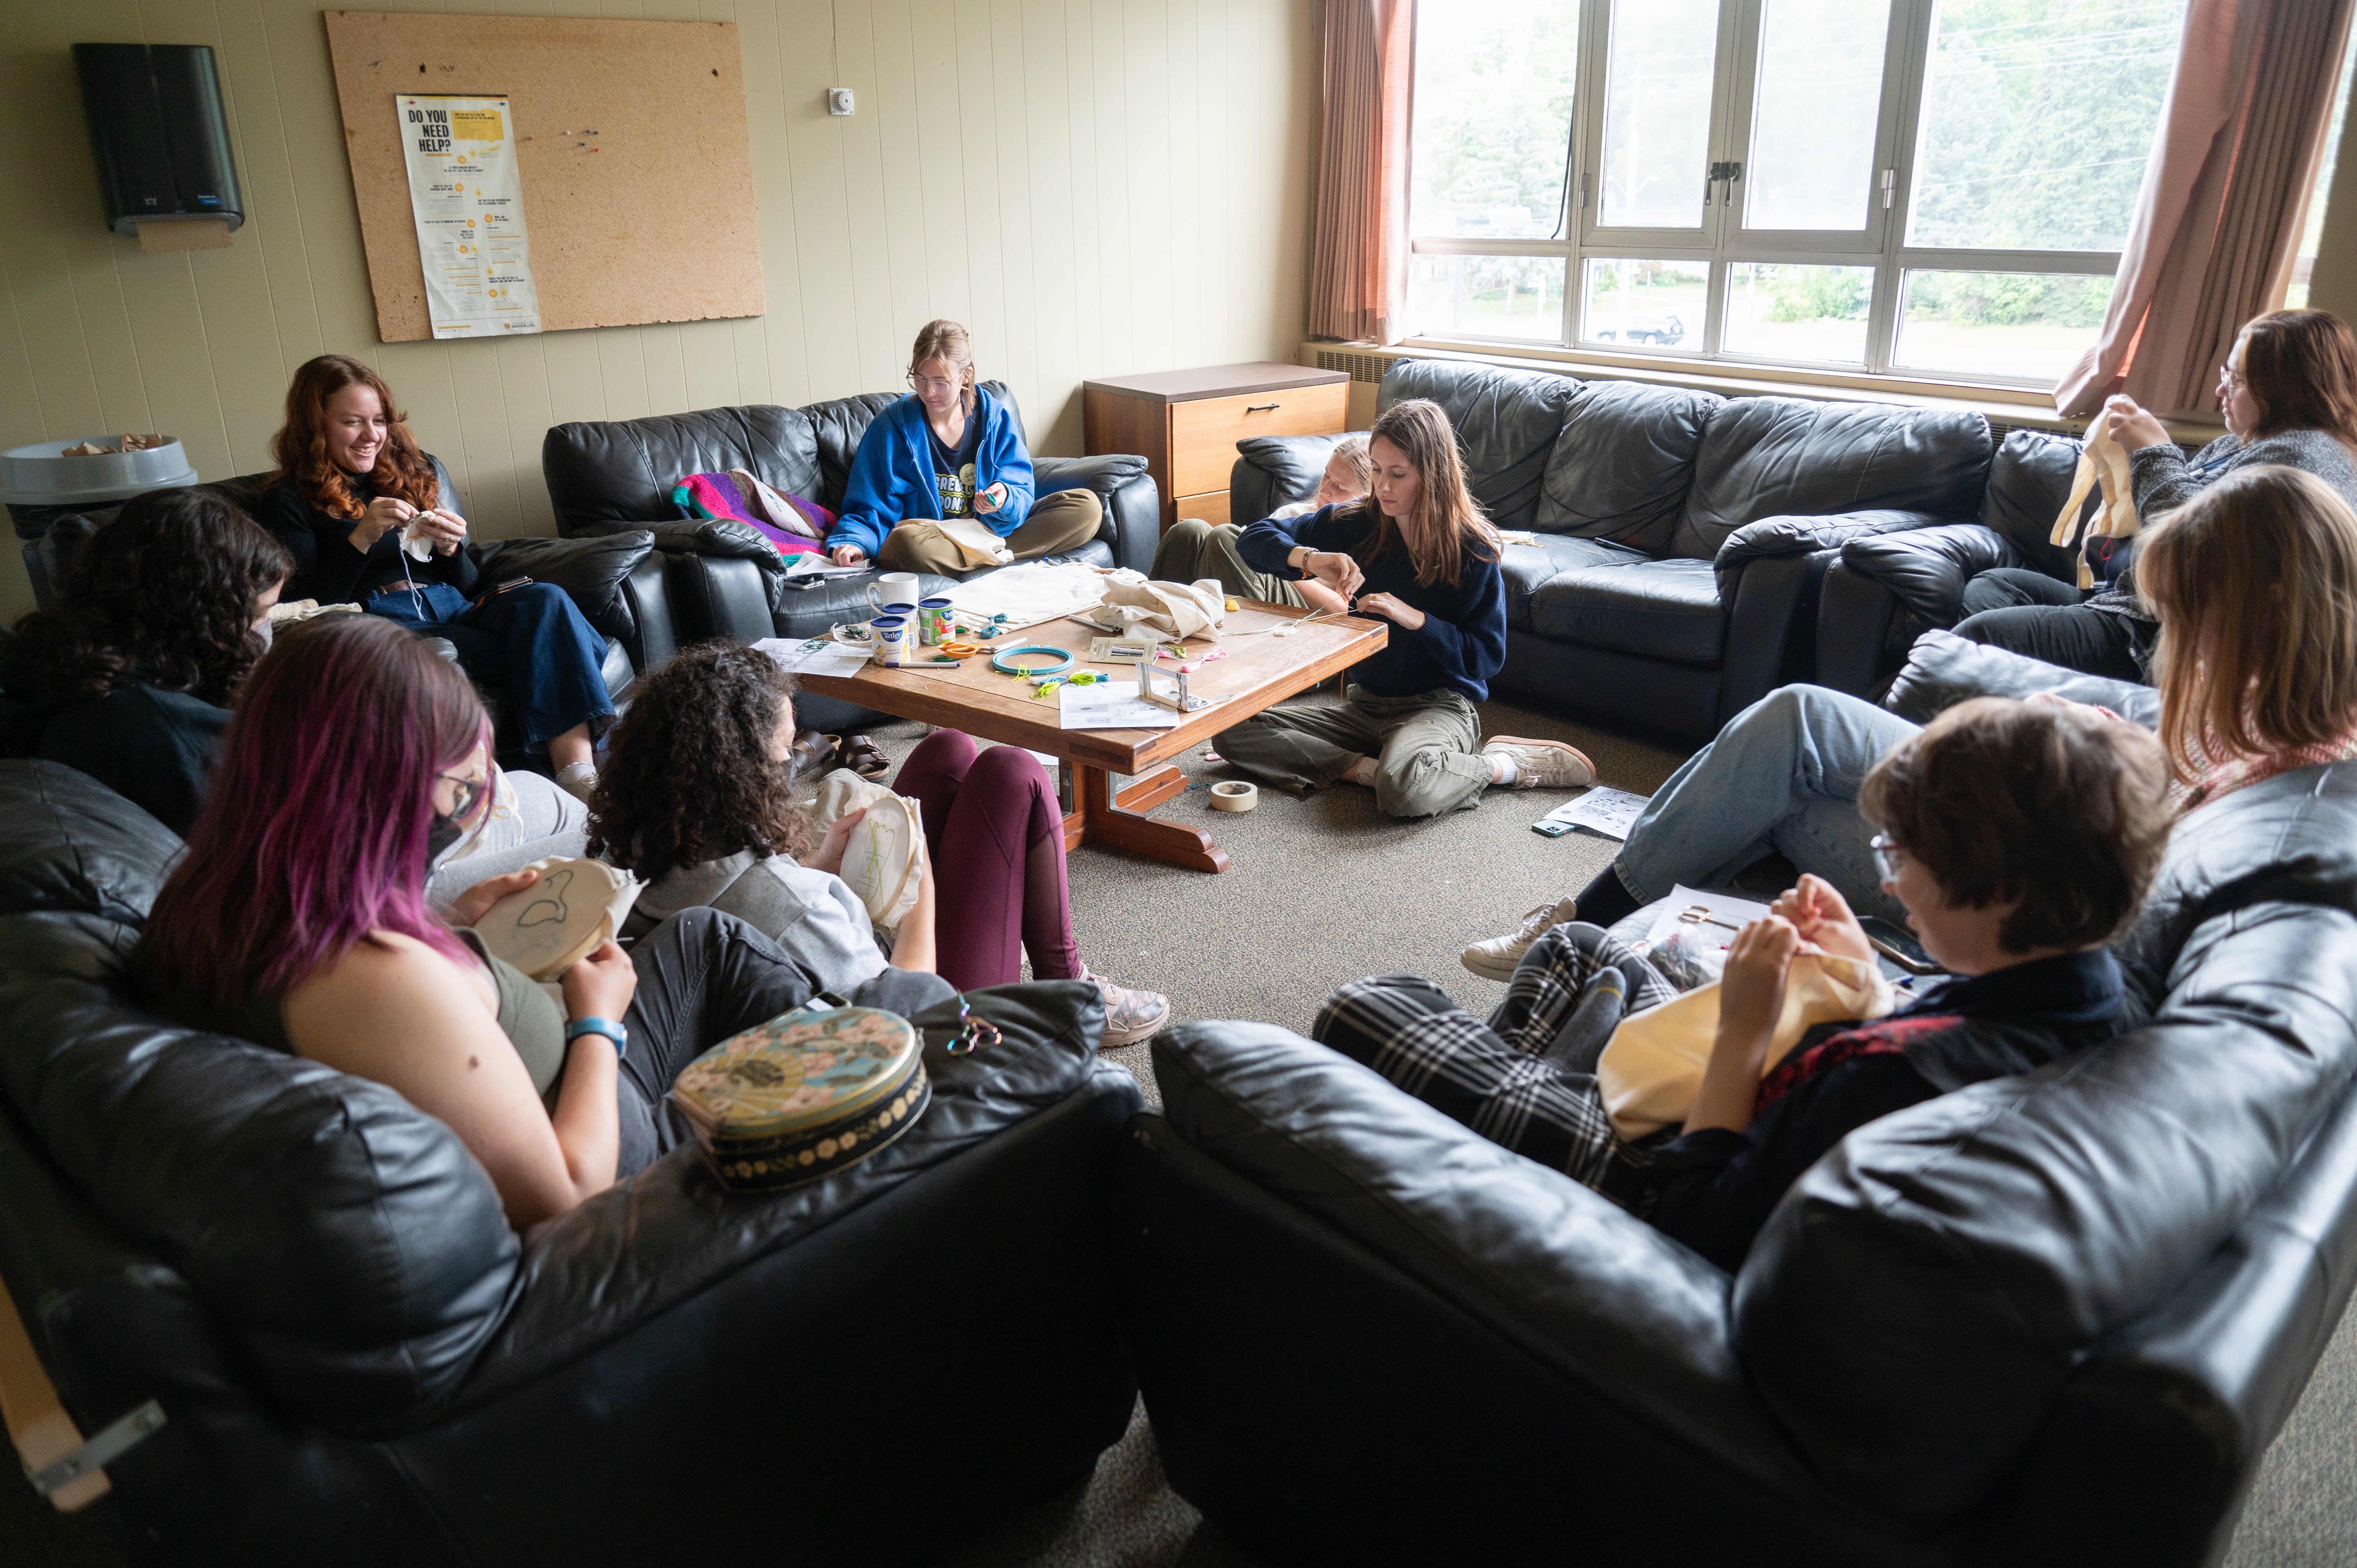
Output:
[1064,763,1232,873]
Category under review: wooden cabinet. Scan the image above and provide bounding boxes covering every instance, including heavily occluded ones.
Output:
[1083,361,1350,532]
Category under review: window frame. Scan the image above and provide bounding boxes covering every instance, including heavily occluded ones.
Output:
[1406,0,2154,388]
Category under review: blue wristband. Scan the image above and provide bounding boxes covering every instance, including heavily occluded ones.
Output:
[565,1016,627,1049]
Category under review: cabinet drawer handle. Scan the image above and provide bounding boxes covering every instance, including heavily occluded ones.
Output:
[1245,402,1281,412]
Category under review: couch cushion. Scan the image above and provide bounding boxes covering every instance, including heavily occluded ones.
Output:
[0,760,180,927]
[804,380,1026,512]
[1981,428,2085,580]
[1497,534,1647,631]
[1535,380,1723,552]
[1378,360,1579,531]
[1674,399,1993,560]
[542,407,821,535]
[1527,556,1724,666]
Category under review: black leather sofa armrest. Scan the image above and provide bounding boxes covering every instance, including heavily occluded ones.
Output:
[470,531,655,649]
[1030,456,1156,576]
[453,982,1127,1403]
[578,516,787,572]
[1035,452,1147,499]
[1140,1023,1826,1498]
[1229,434,1343,526]
[1839,522,2021,630]
[1883,628,2159,727]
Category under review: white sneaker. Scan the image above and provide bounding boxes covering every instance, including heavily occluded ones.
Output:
[1086,970,1171,1049]
[554,761,599,805]
[1481,736,1596,789]
[1460,895,1580,982]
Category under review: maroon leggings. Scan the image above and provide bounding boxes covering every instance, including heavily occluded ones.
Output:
[891,730,1083,991]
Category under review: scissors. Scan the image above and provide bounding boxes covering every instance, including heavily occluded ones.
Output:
[1677,905,1743,934]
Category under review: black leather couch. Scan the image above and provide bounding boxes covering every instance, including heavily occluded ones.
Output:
[16,466,668,766]
[1117,638,2357,1566]
[1813,429,2096,699]
[1229,360,2000,743]
[541,381,1158,733]
[0,761,1144,1564]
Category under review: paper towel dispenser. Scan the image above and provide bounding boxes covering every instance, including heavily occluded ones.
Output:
[73,44,245,244]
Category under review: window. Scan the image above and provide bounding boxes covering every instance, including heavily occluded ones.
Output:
[2287,25,2357,310]
[1406,0,2191,386]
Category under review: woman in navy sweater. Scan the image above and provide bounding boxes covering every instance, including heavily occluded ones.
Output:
[1219,398,1593,818]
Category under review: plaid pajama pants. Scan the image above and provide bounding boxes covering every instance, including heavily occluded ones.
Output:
[1314,922,1677,1200]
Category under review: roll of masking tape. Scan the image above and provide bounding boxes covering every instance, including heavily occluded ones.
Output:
[1208,780,1258,812]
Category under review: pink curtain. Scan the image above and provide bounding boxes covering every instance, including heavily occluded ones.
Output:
[2057,0,2357,418]
[1307,0,1414,345]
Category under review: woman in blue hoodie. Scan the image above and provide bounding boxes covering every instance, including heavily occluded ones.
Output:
[827,320,1103,574]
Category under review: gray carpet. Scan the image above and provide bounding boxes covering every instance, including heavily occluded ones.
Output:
[4,693,2348,1563]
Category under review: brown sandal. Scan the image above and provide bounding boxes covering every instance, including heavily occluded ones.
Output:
[789,730,838,777]
[838,735,891,782]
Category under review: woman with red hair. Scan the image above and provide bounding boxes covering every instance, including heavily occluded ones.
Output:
[256,354,614,800]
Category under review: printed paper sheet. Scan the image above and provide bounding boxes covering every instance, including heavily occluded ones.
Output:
[399,95,542,339]
[1058,680,1182,730]
[753,637,873,679]
[1536,786,1652,841]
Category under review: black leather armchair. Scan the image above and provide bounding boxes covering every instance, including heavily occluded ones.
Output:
[541,383,1157,732]
[1118,735,2357,1565]
[0,760,1142,1565]
[1816,429,2087,697]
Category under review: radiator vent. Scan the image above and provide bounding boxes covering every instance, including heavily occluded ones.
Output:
[1313,349,1395,384]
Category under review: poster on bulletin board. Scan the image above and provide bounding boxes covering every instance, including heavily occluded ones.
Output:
[398,94,542,339]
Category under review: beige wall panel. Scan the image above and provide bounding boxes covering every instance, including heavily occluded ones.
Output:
[1,0,1317,623]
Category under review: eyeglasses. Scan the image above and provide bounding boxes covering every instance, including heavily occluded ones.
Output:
[907,373,963,395]
[437,770,489,823]
[2216,364,2247,393]
[1870,834,1906,883]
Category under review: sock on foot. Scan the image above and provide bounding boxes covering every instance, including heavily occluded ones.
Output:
[555,761,599,803]
[1490,754,1519,786]
[1573,865,1641,929]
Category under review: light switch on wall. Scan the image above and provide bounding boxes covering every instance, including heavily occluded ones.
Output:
[827,87,854,116]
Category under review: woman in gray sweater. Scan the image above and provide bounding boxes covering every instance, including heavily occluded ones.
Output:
[1957,308,2357,681]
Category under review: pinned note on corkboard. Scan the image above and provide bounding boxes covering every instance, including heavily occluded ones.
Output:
[324,11,765,344]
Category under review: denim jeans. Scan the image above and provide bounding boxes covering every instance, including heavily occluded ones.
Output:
[368,581,615,745]
[1611,684,1919,925]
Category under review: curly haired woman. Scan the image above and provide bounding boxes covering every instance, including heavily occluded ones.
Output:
[589,643,1171,1046]
[256,353,615,800]
[0,488,291,833]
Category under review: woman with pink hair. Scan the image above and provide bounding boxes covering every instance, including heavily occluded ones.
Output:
[132,615,945,1228]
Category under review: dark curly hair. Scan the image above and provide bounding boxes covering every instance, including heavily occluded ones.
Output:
[2,488,294,707]
[587,641,817,881]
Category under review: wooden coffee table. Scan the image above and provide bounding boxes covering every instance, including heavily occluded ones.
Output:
[794,602,1387,873]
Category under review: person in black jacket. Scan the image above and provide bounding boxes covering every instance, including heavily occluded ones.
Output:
[1313,696,2173,1270]
[255,354,613,800]
[0,488,292,835]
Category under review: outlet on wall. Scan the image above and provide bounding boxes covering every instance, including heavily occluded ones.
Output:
[826,87,854,116]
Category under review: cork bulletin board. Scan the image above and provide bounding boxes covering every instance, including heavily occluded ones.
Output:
[323,10,765,343]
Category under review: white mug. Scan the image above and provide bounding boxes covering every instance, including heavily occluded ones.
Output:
[867,572,921,615]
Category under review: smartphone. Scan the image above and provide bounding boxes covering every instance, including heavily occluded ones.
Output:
[1532,820,1575,837]
[1857,916,1942,976]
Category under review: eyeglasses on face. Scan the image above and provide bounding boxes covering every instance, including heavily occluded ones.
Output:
[908,372,964,395]
[437,770,490,823]
[1870,834,1907,884]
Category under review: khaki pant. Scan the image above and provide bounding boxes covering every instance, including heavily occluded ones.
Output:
[876,489,1104,576]
[1149,517,1305,607]
[1216,684,1491,819]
